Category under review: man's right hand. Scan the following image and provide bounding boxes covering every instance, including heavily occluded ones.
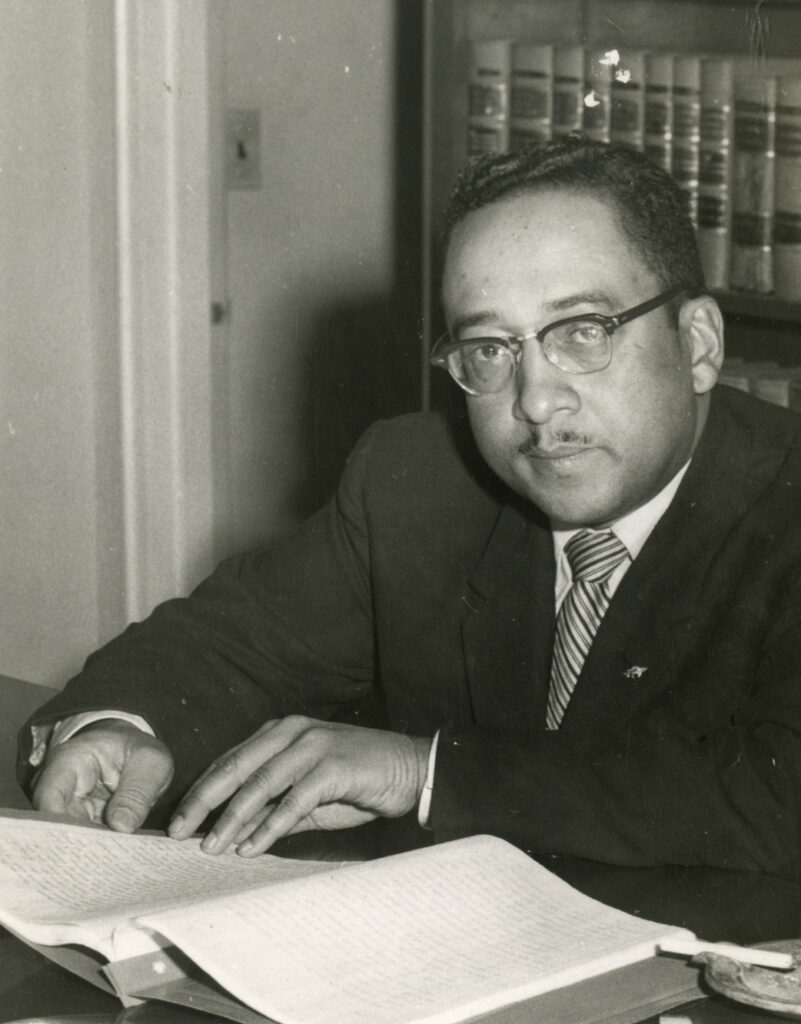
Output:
[31,720,174,833]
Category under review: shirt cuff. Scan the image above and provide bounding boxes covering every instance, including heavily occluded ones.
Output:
[29,712,155,768]
[417,730,440,829]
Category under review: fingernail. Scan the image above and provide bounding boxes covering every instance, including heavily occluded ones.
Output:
[109,808,137,832]
[201,831,220,853]
[168,814,184,837]
[238,840,255,856]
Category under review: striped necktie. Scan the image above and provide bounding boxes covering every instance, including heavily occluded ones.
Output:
[546,529,629,730]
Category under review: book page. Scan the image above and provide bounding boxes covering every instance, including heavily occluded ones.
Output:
[138,834,693,1024]
[0,811,337,959]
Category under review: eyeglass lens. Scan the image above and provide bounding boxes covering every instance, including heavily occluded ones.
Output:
[448,319,611,394]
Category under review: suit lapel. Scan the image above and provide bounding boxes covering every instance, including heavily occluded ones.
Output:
[559,387,784,734]
[461,504,555,731]
[559,506,704,733]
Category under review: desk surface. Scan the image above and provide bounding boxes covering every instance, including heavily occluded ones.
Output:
[0,932,786,1024]
[0,674,795,1024]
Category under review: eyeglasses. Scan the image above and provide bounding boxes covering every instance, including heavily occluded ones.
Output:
[429,282,690,396]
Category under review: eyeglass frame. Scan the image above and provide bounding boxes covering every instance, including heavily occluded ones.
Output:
[429,281,693,395]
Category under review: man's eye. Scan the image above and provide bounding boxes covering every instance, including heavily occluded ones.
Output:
[475,342,506,361]
[462,340,509,362]
[565,322,606,346]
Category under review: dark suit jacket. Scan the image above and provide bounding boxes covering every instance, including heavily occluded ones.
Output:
[19,384,801,883]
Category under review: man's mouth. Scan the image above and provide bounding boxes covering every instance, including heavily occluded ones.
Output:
[518,436,594,461]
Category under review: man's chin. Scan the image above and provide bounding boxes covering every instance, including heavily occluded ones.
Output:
[509,475,617,528]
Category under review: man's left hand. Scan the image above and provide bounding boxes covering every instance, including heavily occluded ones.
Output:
[168,716,432,856]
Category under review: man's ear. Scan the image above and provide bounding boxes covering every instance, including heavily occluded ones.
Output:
[679,294,724,395]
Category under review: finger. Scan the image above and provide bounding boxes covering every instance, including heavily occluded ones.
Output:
[253,719,282,738]
[169,717,310,840]
[169,749,266,840]
[105,743,173,833]
[32,746,108,821]
[236,765,336,856]
[199,737,320,853]
[32,767,71,815]
[32,760,80,816]
[80,785,114,824]
[233,804,275,845]
[34,769,112,824]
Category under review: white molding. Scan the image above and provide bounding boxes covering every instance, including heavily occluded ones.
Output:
[114,0,217,621]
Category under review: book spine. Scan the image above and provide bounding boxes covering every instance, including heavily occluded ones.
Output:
[697,58,735,290]
[672,55,703,226]
[510,43,554,148]
[730,73,777,293]
[610,50,646,150]
[644,52,674,172]
[583,48,613,143]
[774,76,801,300]
[467,39,511,157]
[552,45,585,137]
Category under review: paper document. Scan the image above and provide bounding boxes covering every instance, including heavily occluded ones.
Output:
[0,811,694,1024]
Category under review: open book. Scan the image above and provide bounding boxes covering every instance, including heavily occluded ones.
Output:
[0,809,702,1024]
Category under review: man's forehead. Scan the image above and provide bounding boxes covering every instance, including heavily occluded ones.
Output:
[442,190,648,310]
[447,187,622,250]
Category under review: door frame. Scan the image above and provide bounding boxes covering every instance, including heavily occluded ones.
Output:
[113,0,224,621]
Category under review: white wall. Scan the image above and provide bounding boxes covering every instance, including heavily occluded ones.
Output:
[1,0,401,686]
[215,0,398,553]
[1,1,124,686]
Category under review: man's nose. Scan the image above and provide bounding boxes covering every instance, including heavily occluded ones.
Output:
[512,342,581,424]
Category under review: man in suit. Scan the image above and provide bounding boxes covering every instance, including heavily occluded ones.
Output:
[21,138,801,892]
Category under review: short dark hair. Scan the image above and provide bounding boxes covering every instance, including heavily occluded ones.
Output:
[442,135,706,297]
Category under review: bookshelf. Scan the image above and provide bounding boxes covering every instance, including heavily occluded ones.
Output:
[421,0,801,409]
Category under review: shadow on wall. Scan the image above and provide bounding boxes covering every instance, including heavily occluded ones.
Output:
[288,0,429,517]
[264,0,432,524]
[291,293,423,518]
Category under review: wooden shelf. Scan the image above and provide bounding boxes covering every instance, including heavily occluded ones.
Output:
[714,292,801,326]
[656,0,801,7]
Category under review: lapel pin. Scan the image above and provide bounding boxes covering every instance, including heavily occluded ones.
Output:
[623,665,648,680]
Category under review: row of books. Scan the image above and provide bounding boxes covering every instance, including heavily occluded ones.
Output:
[720,357,801,410]
[467,40,801,301]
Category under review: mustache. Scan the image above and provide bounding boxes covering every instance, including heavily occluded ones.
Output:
[517,431,593,455]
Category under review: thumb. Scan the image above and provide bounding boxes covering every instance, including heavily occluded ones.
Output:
[106,741,174,833]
